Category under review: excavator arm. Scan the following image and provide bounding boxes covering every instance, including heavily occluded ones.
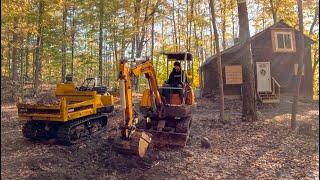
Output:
[115,59,159,157]
[118,59,163,139]
[118,60,134,139]
[130,60,163,110]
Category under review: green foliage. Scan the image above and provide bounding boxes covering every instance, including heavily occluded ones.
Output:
[1,0,318,97]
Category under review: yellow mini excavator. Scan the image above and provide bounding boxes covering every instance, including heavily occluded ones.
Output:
[17,77,114,144]
[113,52,195,157]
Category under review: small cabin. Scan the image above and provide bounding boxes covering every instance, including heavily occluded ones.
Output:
[199,20,314,102]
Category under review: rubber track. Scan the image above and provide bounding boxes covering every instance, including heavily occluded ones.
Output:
[22,120,48,140]
[175,117,192,133]
[56,114,108,145]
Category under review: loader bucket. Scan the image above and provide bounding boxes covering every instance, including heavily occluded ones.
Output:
[113,131,152,157]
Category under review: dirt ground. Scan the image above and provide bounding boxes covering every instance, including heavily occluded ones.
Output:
[1,95,319,179]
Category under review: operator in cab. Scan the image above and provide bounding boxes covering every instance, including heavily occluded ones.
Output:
[162,61,188,102]
[166,61,188,87]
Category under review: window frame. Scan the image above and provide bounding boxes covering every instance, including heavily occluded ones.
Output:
[271,29,296,53]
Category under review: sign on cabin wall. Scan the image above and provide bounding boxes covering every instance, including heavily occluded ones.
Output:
[225,65,243,84]
[294,63,305,76]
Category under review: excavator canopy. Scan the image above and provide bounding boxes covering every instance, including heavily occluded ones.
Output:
[163,52,193,61]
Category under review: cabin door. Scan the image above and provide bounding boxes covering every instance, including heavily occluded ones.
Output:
[256,62,271,92]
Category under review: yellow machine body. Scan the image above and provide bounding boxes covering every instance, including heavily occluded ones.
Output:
[185,85,195,105]
[17,83,114,122]
[17,81,114,144]
[140,89,152,108]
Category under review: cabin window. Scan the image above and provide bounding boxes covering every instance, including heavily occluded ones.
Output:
[272,30,296,53]
[275,32,293,51]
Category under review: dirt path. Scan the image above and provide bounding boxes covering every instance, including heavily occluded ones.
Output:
[1,97,319,179]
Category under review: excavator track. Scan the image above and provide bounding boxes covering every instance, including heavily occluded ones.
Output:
[56,114,108,145]
[22,114,108,145]
[175,116,192,133]
[22,120,53,140]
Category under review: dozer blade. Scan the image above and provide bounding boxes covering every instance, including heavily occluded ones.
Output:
[113,131,152,157]
[136,116,192,147]
[137,129,189,147]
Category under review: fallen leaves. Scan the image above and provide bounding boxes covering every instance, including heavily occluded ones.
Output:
[1,95,319,179]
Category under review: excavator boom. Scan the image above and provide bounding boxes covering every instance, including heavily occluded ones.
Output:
[130,60,163,109]
[114,59,156,157]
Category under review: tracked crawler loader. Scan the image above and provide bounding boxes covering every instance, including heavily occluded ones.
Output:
[17,77,114,144]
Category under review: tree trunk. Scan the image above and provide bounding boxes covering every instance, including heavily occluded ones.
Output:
[136,1,152,58]
[145,37,148,57]
[7,34,12,78]
[172,0,178,51]
[158,19,164,74]
[185,0,193,52]
[32,47,35,81]
[209,22,214,55]
[312,43,319,76]
[269,0,277,24]
[131,39,135,59]
[309,1,319,35]
[98,0,104,85]
[237,0,257,122]
[103,40,106,85]
[113,35,118,86]
[134,0,141,58]
[151,15,155,59]
[291,0,305,130]
[136,31,146,58]
[106,54,110,87]
[186,0,189,51]
[61,4,67,83]
[20,36,25,100]
[200,25,205,63]
[71,7,76,77]
[1,46,4,75]
[12,17,19,99]
[231,0,236,42]
[221,0,227,50]
[193,20,198,60]
[262,0,266,29]
[25,34,30,80]
[177,4,181,51]
[188,0,194,52]
[209,0,224,122]
[135,0,159,90]
[132,0,142,91]
[33,0,44,95]
[308,0,318,94]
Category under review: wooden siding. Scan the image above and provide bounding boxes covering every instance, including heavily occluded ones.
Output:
[201,22,313,98]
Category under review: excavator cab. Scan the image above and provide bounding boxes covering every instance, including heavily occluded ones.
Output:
[140,52,195,108]
[138,52,195,148]
[161,52,195,105]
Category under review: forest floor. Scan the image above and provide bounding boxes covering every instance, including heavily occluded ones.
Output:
[1,94,319,179]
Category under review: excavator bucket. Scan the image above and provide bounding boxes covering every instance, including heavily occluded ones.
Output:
[113,131,152,157]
